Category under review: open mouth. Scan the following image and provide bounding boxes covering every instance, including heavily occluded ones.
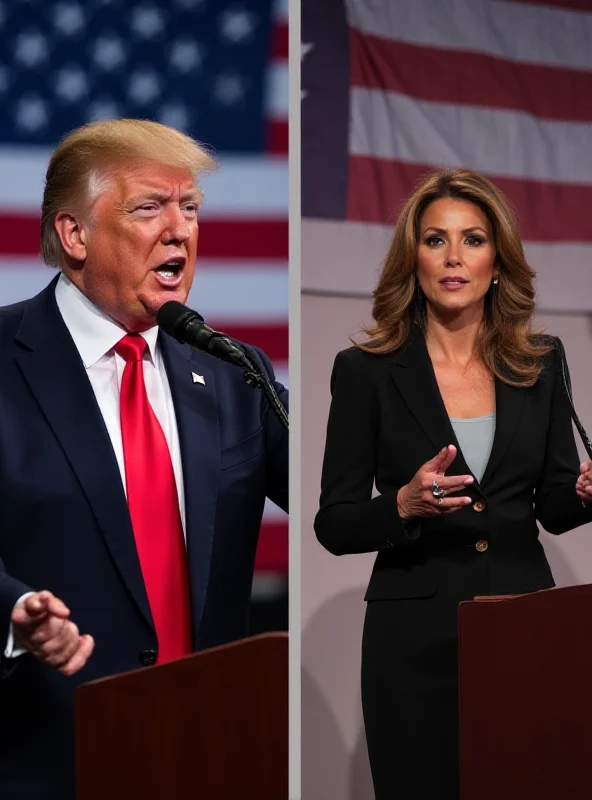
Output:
[153,260,185,287]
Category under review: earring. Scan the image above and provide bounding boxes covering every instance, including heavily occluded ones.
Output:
[493,277,499,286]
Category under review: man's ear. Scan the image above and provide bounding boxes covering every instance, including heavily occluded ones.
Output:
[54,212,88,264]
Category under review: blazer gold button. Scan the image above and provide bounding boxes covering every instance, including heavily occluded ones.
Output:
[472,500,486,512]
[475,540,488,552]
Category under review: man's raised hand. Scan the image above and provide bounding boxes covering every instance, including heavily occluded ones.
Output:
[11,591,94,676]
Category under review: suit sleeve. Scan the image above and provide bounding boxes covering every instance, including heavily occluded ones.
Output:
[534,341,592,534]
[0,561,34,678]
[314,350,420,555]
[243,344,288,514]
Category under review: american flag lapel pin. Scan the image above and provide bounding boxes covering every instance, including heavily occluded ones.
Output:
[192,372,206,385]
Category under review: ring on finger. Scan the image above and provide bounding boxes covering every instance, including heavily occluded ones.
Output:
[431,480,446,500]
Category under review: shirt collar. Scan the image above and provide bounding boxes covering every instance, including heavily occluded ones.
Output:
[54,273,160,369]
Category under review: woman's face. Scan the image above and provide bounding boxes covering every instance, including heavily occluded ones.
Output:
[416,197,497,319]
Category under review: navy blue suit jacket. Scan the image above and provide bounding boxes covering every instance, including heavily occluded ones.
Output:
[0,278,288,799]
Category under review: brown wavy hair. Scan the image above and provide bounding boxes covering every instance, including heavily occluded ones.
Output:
[356,168,551,387]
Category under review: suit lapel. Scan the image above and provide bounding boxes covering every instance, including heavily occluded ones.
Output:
[390,334,474,479]
[390,333,525,490]
[480,377,524,487]
[15,280,153,629]
[159,335,219,639]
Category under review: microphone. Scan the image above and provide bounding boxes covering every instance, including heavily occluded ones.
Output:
[156,301,252,370]
[157,300,289,431]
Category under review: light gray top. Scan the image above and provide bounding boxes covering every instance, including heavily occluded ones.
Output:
[449,413,496,483]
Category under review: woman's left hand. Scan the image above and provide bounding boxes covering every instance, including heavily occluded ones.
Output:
[575,461,592,504]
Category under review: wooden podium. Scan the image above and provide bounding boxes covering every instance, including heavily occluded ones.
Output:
[75,633,288,800]
[459,585,592,799]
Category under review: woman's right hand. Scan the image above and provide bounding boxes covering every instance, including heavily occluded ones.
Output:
[397,444,474,519]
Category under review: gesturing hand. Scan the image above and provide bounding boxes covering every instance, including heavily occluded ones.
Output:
[397,444,474,519]
[11,591,94,677]
[576,460,592,505]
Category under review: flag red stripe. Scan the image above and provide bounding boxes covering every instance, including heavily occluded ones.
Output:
[0,215,288,260]
[254,522,288,572]
[210,324,288,361]
[201,219,288,259]
[350,28,592,122]
[266,120,289,155]
[271,22,288,61]
[0,215,41,255]
[347,155,592,242]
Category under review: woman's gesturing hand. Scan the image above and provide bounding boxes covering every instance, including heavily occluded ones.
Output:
[397,445,474,519]
[576,460,592,505]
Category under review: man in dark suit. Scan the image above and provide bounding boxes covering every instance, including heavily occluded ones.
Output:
[0,118,288,800]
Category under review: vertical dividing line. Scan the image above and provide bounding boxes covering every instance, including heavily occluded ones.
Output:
[288,0,302,795]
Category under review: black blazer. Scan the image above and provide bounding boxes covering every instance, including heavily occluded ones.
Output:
[314,335,592,601]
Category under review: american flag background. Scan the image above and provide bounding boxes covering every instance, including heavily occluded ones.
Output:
[302,0,592,312]
[0,0,288,626]
[301,1,592,797]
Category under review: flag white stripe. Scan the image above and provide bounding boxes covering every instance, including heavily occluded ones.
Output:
[272,364,289,389]
[200,158,288,216]
[264,496,289,522]
[188,267,287,319]
[266,62,289,120]
[350,89,592,184]
[345,0,592,71]
[0,260,288,318]
[301,219,592,313]
[523,242,592,312]
[275,0,288,24]
[0,151,289,216]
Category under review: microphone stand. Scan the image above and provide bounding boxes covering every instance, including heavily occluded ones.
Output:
[242,366,289,432]
[209,334,289,433]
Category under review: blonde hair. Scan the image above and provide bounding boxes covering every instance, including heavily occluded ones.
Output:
[41,118,217,267]
[358,168,551,387]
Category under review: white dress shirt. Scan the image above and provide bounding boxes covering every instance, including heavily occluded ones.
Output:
[4,273,186,657]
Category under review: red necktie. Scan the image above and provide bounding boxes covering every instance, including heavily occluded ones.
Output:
[115,334,192,663]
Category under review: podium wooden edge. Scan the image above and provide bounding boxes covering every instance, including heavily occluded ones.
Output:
[76,631,289,692]
[460,585,592,610]
[460,586,560,606]
[468,594,524,602]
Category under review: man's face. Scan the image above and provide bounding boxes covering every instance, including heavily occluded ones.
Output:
[68,163,200,331]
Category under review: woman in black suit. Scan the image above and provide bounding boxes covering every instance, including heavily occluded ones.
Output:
[314,168,592,800]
